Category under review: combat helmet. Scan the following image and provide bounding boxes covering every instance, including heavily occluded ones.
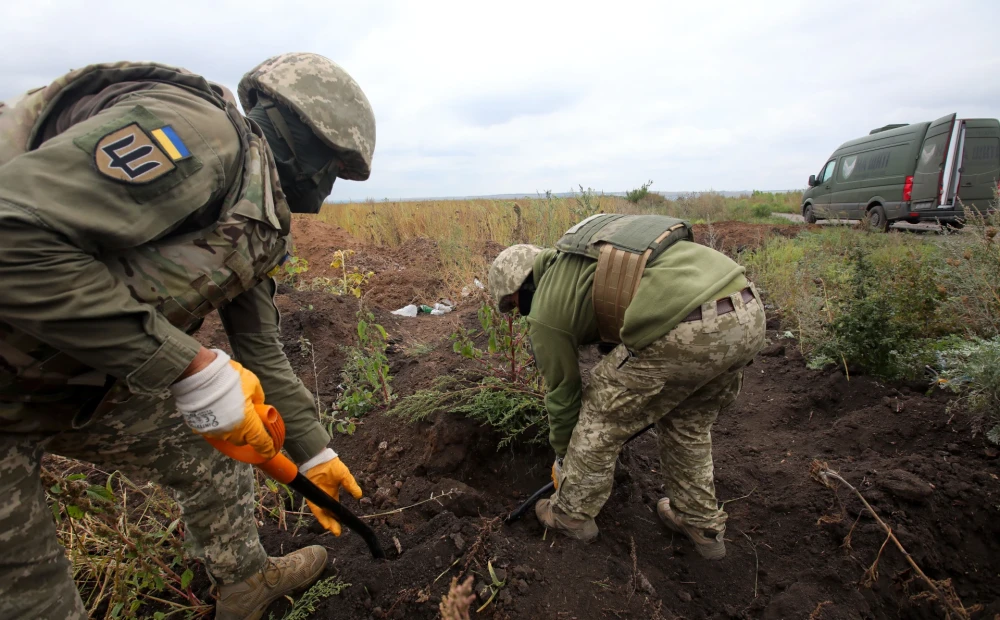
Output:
[238,53,375,181]
[488,244,543,311]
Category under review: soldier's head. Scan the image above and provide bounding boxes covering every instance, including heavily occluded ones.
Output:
[488,244,543,314]
[239,53,376,213]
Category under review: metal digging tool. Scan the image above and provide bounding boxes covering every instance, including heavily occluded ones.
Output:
[505,421,656,524]
[205,405,387,560]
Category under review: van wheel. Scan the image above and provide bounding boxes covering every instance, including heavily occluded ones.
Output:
[866,205,889,232]
[803,204,817,224]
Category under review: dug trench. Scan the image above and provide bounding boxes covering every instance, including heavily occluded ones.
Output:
[197,218,999,619]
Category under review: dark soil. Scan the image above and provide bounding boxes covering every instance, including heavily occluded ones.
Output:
[691,221,818,255]
[200,218,1000,619]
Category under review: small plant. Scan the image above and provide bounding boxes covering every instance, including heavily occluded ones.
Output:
[274,255,311,289]
[391,303,547,447]
[451,304,540,387]
[625,179,654,204]
[475,560,507,613]
[275,577,350,620]
[572,184,603,219]
[336,312,393,416]
[329,249,373,300]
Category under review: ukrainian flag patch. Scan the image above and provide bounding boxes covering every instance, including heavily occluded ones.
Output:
[151,126,191,161]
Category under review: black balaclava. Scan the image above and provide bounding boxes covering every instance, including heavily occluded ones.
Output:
[247,97,339,213]
[517,278,535,316]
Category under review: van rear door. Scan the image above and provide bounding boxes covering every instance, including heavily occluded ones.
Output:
[957,119,1000,212]
[911,113,956,207]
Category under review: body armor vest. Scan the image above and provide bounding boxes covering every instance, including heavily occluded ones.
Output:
[0,62,291,401]
[554,214,693,343]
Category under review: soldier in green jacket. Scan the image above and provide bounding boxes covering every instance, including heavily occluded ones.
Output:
[488,214,766,559]
[0,54,374,619]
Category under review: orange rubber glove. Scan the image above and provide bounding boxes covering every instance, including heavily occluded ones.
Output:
[204,360,278,459]
[171,350,277,460]
[551,457,563,490]
[303,452,364,536]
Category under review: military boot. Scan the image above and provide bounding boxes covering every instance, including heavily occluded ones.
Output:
[657,498,726,560]
[535,498,599,542]
[215,545,327,620]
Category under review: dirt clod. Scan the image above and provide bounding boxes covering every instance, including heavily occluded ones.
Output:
[879,469,934,502]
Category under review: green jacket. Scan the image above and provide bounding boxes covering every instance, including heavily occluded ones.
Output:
[0,80,329,463]
[527,242,747,456]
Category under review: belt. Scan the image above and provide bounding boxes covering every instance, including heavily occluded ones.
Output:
[682,287,755,323]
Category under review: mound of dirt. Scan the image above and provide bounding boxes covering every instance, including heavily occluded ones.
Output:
[693,221,815,255]
[230,288,1000,620]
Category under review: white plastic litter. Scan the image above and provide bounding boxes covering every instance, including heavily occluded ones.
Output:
[391,304,419,317]
[429,302,453,316]
[474,278,485,289]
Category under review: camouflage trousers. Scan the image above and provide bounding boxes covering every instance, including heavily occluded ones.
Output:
[0,394,267,620]
[551,284,766,532]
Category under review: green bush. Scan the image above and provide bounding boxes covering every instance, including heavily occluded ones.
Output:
[751,203,773,219]
[936,337,1000,444]
[816,248,931,381]
[625,179,654,204]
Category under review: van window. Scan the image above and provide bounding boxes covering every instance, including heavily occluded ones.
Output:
[844,148,892,181]
[820,160,836,183]
[964,137,1000,176]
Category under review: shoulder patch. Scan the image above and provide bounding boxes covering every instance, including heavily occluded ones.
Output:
[73,104,204,202]
[94,123,175,183]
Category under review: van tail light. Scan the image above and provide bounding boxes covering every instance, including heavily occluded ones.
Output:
[903,175,914,202]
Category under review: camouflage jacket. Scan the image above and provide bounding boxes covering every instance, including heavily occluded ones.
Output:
[0,62,331,463]
[527,245,747,455]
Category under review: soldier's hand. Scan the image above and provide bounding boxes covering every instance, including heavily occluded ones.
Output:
[170,349,277,459]
[302,450,364,536]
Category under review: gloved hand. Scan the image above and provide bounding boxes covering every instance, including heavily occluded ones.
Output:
[551,456,564,490]
[170,349,277,459]
[301,448,364,536]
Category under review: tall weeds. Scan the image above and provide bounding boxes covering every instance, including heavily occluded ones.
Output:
[319,191,801,287]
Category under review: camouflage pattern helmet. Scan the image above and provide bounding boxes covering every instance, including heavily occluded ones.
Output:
[238,53,375,181]
[488,244,543,308]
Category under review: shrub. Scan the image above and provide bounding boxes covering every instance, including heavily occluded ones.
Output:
[816,248,930,381]
[936,337,1000,444]
[751,203,773,219]
[625,180,654,204]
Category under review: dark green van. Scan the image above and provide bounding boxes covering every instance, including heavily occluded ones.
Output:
[802,114,1000,230]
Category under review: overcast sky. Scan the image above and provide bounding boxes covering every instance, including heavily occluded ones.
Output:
[2,0,998,201]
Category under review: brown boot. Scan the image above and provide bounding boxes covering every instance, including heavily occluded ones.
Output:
[535,498,599,542]
[657,498,726,560]
[215,545,327,620]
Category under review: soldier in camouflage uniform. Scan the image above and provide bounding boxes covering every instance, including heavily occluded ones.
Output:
[488,214,765,559]
[0,54,375,619]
